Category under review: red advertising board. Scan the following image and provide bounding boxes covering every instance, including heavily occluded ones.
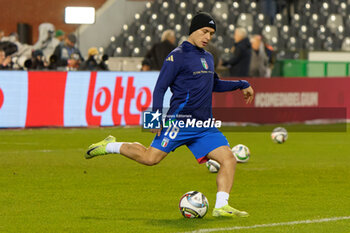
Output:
[212,78,350,124]
[26,72,67,127]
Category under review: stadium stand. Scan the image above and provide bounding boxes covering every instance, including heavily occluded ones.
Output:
[105,0,350,64]
[3,0,350,72]
[108,57,143,71]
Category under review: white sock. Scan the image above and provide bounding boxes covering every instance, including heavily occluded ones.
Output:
[215,191,229,208]
[106,142,124,154]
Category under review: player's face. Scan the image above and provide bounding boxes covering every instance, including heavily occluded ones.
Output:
[188,27,215,48]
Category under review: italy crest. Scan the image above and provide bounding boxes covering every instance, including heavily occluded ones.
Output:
[201,58,208,70]
[161,137,169,147]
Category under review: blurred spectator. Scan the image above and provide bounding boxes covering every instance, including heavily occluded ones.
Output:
[47,54,58,70]
[0,49,12,69]
[276,0,302,23]
[141,58,151,71]
[80,47,109,71]
[52,33,83,68]
[1,32,33,70]
[249,35,269,77]
[0,49,6,68]
[55,30,65,43]
[260,0,277,24]
[28,50,47,70]
[260,0,303,24]
[0,40,18,57]
[98,54,109,71]
[263,38,275,77]
[66,53,81,71]
[33,23,59,61]
[223,27,252,77]
[204,42,222,71]
[1,31,21,44]
[142,29,176,70]
[80,47,98,70]
[0,49,4,62]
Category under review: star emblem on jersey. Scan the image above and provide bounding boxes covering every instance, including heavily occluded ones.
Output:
[201,58,208,70]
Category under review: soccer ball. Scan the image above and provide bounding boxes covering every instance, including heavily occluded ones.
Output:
[206,159,220,173]
[179,191,209,218]
[271,127,288,144]
[232,144,250,163]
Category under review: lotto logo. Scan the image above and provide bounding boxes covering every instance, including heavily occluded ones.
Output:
[143,110,162,129]
[85,73,152,126]
[0,88,3,110]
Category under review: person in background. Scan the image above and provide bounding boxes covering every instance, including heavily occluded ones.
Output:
[52,33,83,68]
[262,37,275,77]
[29,50,47,70]
[0,49,5,64]
[260,0,277,24]
[222,27,252,77]
[142,29,176,70]
[0,40,17,58]
[80,47,99,70]
[141,58,151,71]
[98,54,109,71]
[0,49,12,69]
[33,23,59,61]
[249,35,269,77]
[66,53,81,71]
[80,47,100,70]
[55,30,65,43]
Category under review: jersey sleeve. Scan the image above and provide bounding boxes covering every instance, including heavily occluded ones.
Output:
[152,52,181,113]
[212,72,250,92]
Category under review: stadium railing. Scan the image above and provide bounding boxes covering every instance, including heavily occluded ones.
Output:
[274,59,350,77]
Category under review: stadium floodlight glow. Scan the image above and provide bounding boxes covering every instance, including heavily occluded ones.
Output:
[64,7,95,24]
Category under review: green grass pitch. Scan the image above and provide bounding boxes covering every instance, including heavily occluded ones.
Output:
[0,125,349,233]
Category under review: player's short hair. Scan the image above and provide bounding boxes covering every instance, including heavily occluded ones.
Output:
[161,29,175,42]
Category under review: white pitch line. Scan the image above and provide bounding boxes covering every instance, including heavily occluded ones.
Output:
[184,216,350,233]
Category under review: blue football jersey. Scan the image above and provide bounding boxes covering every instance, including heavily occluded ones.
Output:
[152,41,250,121]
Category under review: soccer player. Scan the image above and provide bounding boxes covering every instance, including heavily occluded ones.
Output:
[85,12,254,218]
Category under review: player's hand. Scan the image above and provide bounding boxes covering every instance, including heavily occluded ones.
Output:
[242,86,254,104]
[150,128,162,136]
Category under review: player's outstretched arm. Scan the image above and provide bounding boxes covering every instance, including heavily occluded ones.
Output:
[212,72,251,93]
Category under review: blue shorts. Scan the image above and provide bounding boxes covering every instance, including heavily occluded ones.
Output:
[151,126,230,164]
